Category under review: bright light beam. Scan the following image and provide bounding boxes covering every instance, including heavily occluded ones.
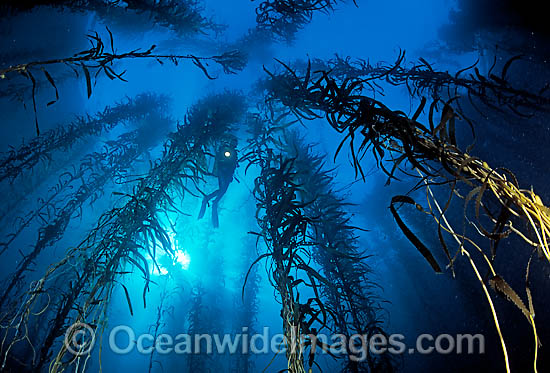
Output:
[175,250,191,270]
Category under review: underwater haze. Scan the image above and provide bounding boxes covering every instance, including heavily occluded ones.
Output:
[1,0,549,372]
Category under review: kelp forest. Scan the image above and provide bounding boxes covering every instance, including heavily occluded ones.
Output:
[0,1,549,372]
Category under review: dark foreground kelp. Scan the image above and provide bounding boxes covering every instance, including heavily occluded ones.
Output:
[296,52,550,117]
[1,0,219,37]
[241,105,396,372]
[253,0,357,41]
[259,59,548,372]
[1,2,549,371]
[0,30,246,135]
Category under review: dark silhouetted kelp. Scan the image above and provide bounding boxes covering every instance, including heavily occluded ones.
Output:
[0,93,168,183]
[260,61,548,372]
[0,30,246,134]
[253,0,357,41]
[251,152,323,372]
[186,284,210,372]
[1,3,548,372]
[1,0,220,37]
[0,113,174,312]
[241,104,392,372]
[282,131,397,372]
[186,263,226,372]
[296,52,550,117]
[0,91,246,372]
[147,280,174,373]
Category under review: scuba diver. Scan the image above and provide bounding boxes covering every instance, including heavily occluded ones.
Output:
[198,137,238,228]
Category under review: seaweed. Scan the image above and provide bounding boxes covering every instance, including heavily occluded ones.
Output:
[232,243,260,373]
[293,52,550,118]
[260,62,549,372]
[253,0,357,41]
[282,131,397,372]
[0,70,74,106]
[147,281,174,373]
[186,284,210,372]
[0,91,246,372]
[0,93,168,183]
[249,152,322,372]
[242,109,352,372]
[1,0,221,37]
[0,30,246,134]
[0,118,171,311]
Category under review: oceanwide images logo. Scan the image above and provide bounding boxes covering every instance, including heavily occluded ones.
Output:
[65,323,485,360]
[64,323,97,356]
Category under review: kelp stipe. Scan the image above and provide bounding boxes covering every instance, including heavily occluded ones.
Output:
[0,92,169,184]
[0,114,174,311]
[260,62,548,372]
[147,280,175,373]
[0,91,246,372]
[0,30,246,134]
[250,152,316,373]
[232,241,260,373]
[186,284,210,372]
[185,266,226,371]
[282,131,397,372]
[240,104,392,372]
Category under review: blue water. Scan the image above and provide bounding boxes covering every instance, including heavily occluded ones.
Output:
[1,1,549,372]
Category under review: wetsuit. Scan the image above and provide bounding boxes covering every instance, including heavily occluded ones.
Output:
[197,145,238,228]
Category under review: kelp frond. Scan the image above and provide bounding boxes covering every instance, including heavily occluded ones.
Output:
[260,61,549,372]
[0,30,246,134]
[253,0,357,41]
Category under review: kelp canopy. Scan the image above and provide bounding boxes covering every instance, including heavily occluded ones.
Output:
[1,0,219,36]
[1,1,549,372]
[253,0,356,41]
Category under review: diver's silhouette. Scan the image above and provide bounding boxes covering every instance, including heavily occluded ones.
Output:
[198,138,238,228]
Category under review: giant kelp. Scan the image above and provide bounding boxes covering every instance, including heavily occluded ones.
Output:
[0,113,173,312]
[244,106,379,372]
[182,213,228,371]
[251,152,325,372]
[260,62,548,372]
[253,0,356,41]
[1,0,220,37]
[0,71,76,106]
[0,91,246,372]
[232,242,260,373]
[296,52,550,117]
[92,0,220,37]
[185,284,213,372]
[185,267,226,371]
[146,280,174,373]
[283,131,396,372]
[0,92,168,183]
[0,30,246,134]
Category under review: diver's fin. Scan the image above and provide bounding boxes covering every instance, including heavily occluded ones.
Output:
[212,201,219,228]
[198,198,207,220]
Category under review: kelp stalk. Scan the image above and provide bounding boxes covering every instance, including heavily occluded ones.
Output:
[0,31,245,134]
[0,93,168,183]
[0,92,245,372]
[261,63,548,371]
[283,131,395,372]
